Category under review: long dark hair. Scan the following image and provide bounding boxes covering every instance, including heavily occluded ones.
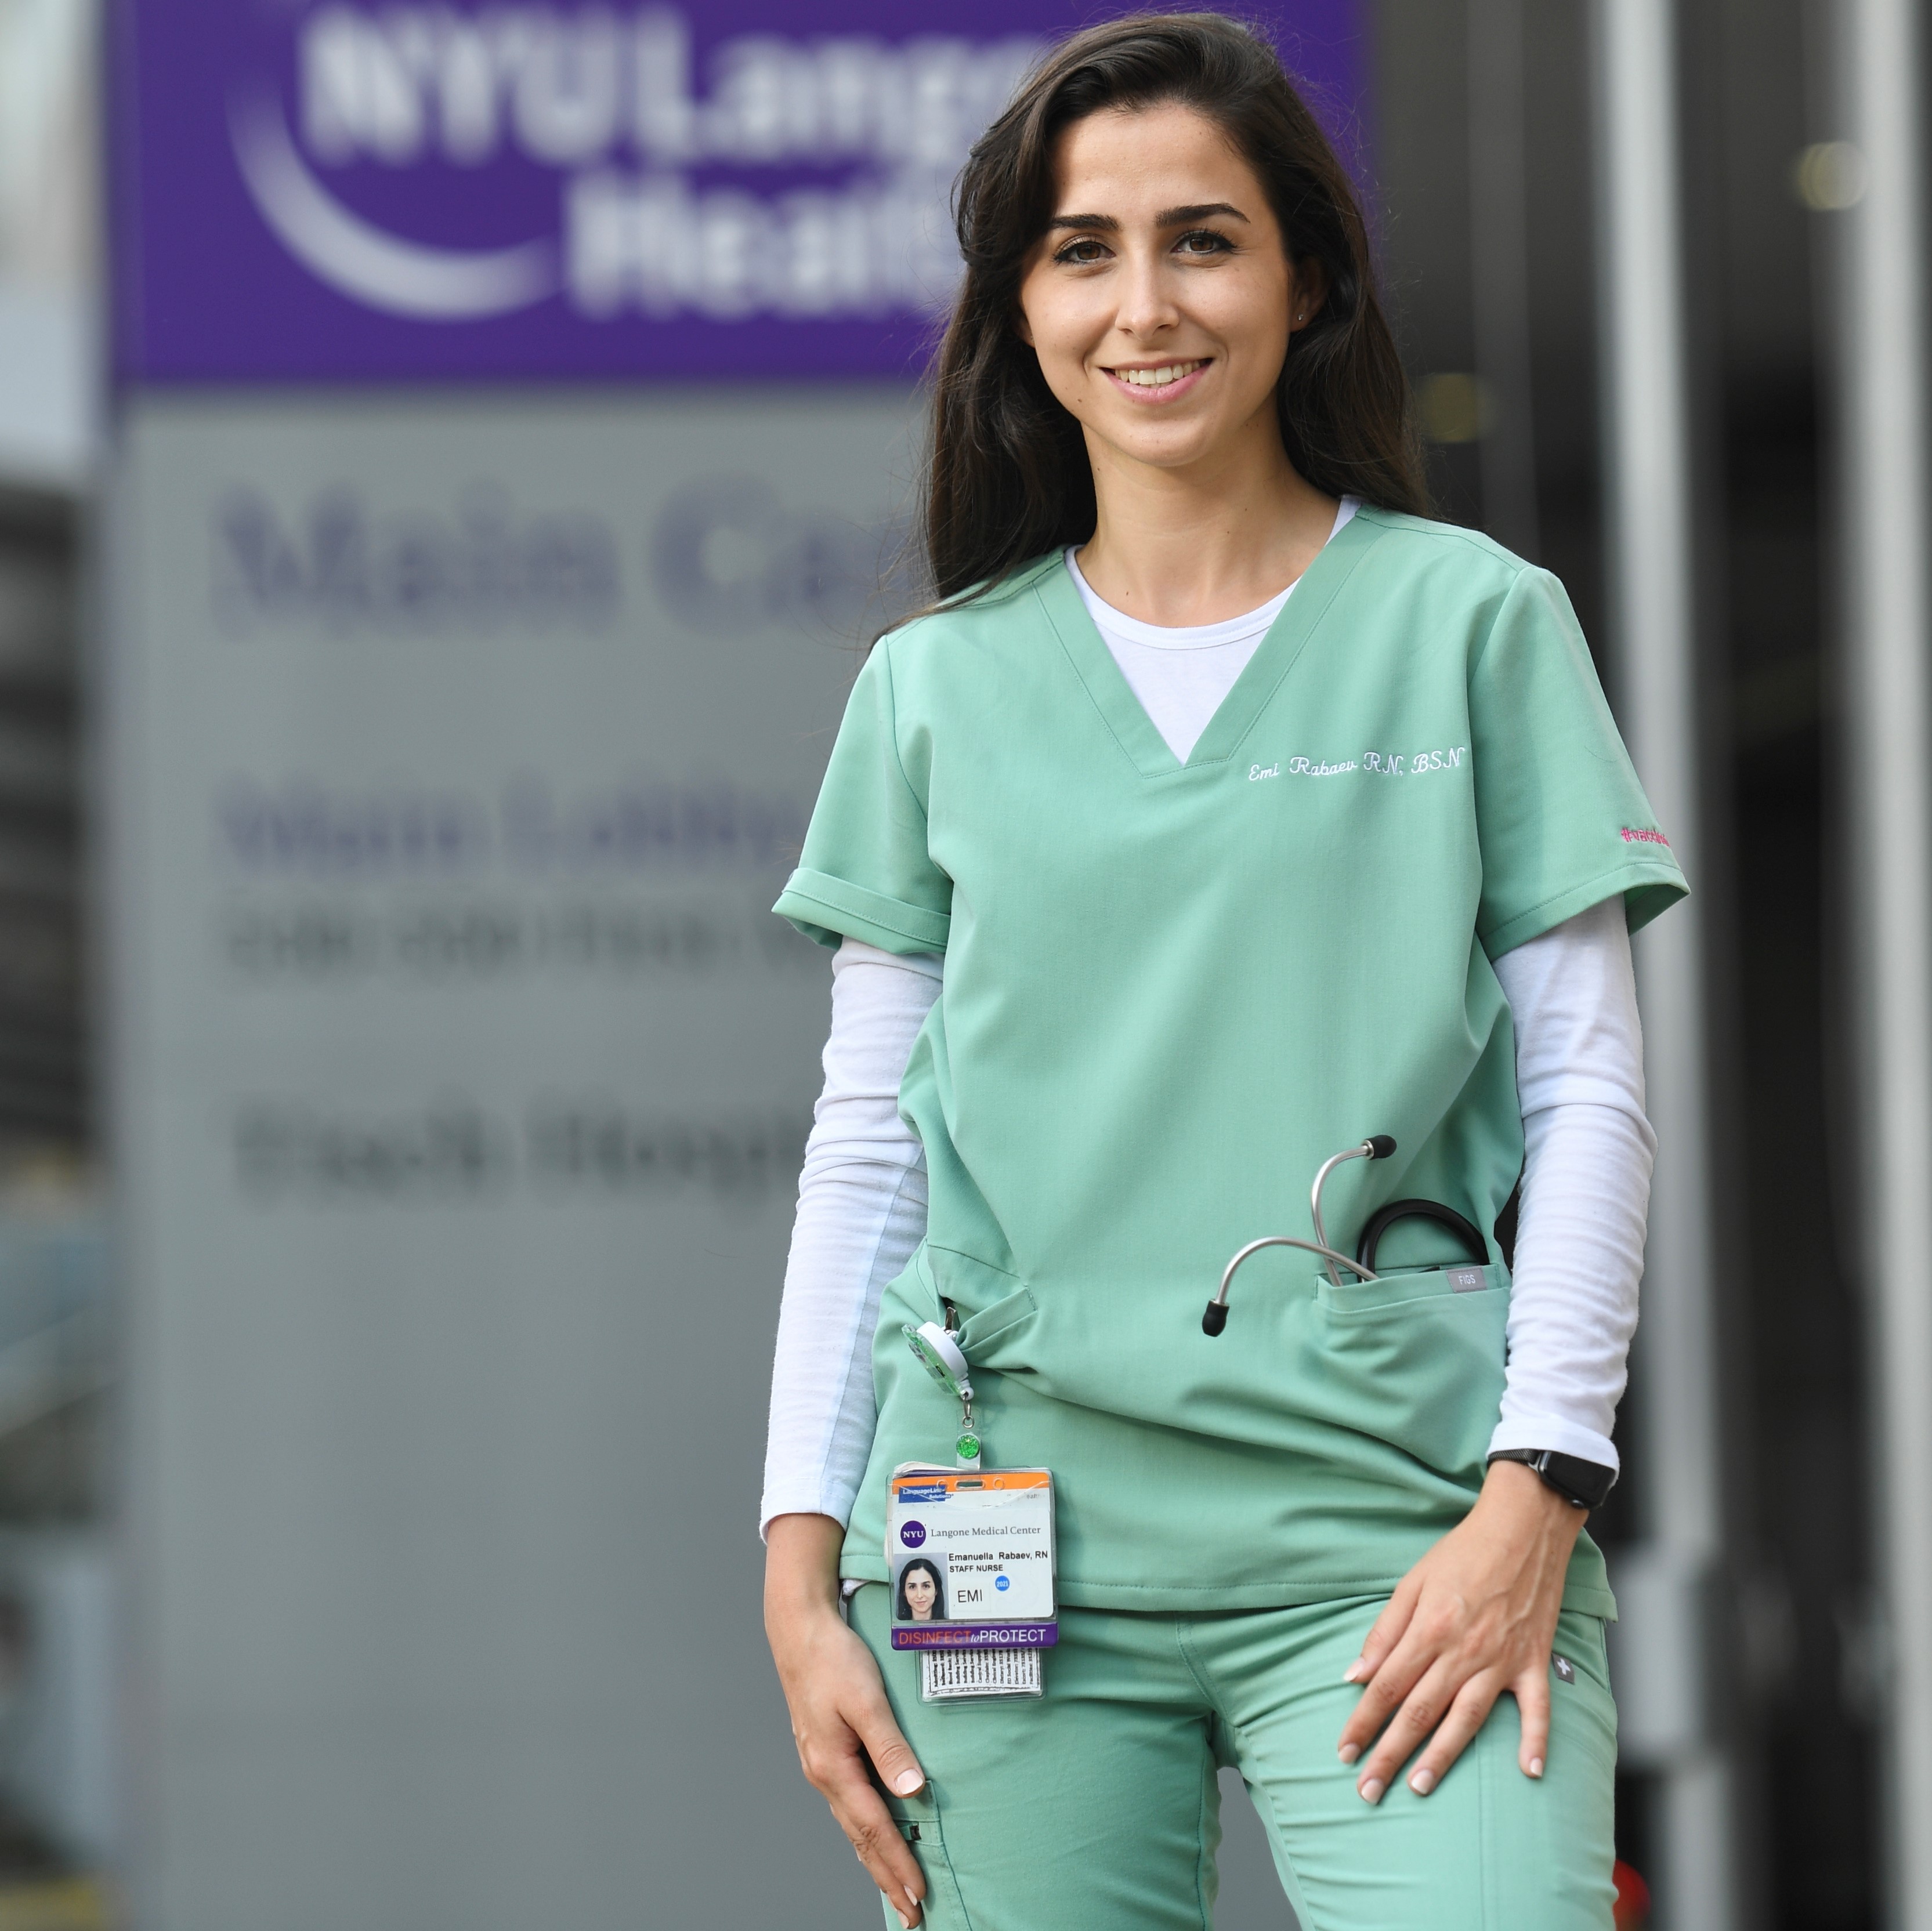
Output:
[923,12,1427,604]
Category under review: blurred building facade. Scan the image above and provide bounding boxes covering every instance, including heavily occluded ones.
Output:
[0,1,115,1922]
[1377,3,1880,1925]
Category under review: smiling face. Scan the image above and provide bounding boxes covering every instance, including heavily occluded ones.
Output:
[1017,101,1319,480]
[903,1567,938,1618]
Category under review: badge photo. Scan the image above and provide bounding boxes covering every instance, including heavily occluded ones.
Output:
[893,1552,950,1625]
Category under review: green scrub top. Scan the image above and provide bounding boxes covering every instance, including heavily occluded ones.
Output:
[774,508,1687,1618]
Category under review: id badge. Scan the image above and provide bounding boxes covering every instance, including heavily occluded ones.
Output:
[886,1465,1055,1700]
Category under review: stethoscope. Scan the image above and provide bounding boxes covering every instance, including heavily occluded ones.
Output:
[903,1135,1492,1456]
[1202,1135,1489,1336]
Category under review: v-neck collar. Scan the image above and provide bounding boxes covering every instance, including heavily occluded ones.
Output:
[1033,506,1386,780]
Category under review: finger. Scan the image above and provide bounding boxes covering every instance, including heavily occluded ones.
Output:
[1514,1664,1551,1779]
[849,1692,929,1917]
[1355,1658,1485,1803]
[852,1693,927,1800]
[826,1778,927,1928]
[797,1707,927,1922]
[1345,1574,1422,1686]
[1403,1671,1506,1796]
[1338,1622,1438,1763]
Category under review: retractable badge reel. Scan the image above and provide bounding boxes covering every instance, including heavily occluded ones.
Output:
[892,1309,1055,1703]
[903,1314,982,1468]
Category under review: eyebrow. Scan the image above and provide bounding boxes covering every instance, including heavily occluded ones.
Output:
[1044,201,1251,232]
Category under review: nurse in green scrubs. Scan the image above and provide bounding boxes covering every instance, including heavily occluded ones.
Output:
[764,15,1684,1930]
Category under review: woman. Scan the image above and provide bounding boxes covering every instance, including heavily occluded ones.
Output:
[763,15,1681,1930]
[895,1559,946,1624]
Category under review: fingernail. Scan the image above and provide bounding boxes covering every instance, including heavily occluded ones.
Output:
[893,1769,925,1795]
[1409,1769,1436,1796]
[1337,1742,1360,1765]
[896,1914,913,1929]
[1529,1757,1544,1778]
[906,1887,922,1908]
[1342,1658,1367,1684]
[1358,1777,1385,1805]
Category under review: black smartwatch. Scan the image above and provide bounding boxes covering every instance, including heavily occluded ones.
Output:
[1485,1447,1616,1511]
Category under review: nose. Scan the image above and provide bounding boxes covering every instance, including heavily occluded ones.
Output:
[1112,246,1182,340]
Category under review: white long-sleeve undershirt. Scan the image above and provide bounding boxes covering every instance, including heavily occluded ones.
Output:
[762,944,939,1535]
[1489,897,1652,1462]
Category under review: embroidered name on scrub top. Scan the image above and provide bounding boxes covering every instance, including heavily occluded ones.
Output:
[776,508,1687,1621]
[1249,747,1470,781]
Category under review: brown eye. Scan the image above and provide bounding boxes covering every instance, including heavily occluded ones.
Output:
[1054,238,1111,266]
[1175,229,1234,256]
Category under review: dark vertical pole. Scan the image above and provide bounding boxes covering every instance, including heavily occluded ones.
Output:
[1466,0,1541,557]
[1829,0,1932,1918]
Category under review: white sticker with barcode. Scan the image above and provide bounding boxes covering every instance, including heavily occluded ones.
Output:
[919,1647,1044,1700]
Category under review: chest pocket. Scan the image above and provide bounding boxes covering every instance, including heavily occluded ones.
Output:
[1314,1262,1511,1479]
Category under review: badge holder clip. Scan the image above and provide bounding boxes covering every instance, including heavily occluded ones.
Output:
[903,1316,982,1469]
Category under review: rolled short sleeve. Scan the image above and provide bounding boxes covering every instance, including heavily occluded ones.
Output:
[1470,566,1688,958]
[773,637,953,955]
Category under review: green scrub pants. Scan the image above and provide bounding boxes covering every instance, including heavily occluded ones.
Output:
[851,1586,1617,1931]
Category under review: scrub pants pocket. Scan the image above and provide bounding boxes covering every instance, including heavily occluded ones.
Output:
[881,1787,972,1931]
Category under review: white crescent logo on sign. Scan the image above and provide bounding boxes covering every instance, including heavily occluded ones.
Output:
[228,92,559,320]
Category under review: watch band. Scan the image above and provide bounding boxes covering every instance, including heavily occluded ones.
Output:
[1485,1447,1617,1511]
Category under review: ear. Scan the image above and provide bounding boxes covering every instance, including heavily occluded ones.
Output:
[1289,256,1331,334]
[1015,303,1035,348]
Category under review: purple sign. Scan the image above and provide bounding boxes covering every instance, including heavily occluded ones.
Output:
[111,1,1365,384]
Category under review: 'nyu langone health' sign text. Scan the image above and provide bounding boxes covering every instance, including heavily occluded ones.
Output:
[111,1,1362,382]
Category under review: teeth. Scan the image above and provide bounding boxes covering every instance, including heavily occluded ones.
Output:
[1119,361,1204,387]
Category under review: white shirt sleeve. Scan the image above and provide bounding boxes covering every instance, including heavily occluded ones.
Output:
[1488,896,1654,1470]
[759,939,939,1538]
